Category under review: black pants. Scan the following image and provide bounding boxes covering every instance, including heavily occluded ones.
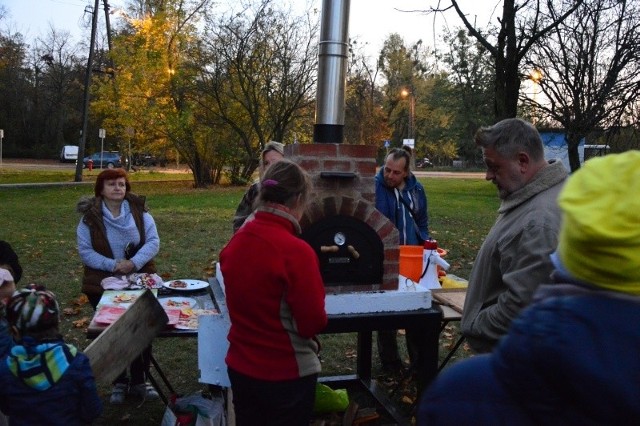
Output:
[228,368,317,426]
[114,345,152,386]
[377,329,420,369]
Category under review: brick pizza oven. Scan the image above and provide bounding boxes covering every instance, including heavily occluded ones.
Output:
[286,144,400,294]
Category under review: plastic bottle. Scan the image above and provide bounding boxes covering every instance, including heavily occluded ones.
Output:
[419,240,450,289]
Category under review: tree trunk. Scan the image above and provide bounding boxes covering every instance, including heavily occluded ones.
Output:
[566,131,584,172]
[190,154,214,188]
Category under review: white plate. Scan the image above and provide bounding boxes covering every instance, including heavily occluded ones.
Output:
[163,279,209,291]
[174,309,219,330]
[159,297,198,308]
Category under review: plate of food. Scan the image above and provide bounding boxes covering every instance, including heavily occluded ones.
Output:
[163,308,181,326]
[159,297,198,308]
[174,308,219,330]
[94,305,127,324]
[111,292,139,304]
[163,279,209,292]
[98,290,152,308]
[133,273,164,289]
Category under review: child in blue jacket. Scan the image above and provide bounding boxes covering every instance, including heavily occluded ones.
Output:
[0,285,102,425]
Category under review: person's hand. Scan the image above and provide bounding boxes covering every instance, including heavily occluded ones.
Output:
[0,281,16,303]
[0,268,16,302]
[114,259,136,275]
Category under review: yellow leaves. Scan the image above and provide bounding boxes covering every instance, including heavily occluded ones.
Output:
[72,317,90,329]
[71,294,89,306]
[65,294,90,328]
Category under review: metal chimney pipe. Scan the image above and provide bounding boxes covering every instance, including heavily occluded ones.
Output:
[314,0,350,144]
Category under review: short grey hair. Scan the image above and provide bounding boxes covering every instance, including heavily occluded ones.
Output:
[475,118,544,162]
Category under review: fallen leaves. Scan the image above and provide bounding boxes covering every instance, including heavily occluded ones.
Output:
[62,307,79,316]
[72,317,90,328]
[71,294,88,306]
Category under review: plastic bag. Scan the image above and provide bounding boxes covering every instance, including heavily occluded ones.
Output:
[162,392,226,426]
[313,383,349,414]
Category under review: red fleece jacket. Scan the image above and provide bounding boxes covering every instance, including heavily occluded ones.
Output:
[220,210,327,381]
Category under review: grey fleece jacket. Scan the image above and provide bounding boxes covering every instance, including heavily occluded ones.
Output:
[461,161,568,353]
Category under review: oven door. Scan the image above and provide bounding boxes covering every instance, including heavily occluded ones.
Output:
[301,215,383,287]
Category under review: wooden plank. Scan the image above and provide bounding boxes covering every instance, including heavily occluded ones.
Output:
[431,288,466,314]
[84,289,168,384]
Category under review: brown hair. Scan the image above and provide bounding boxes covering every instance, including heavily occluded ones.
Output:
[94,169,131,197]
[387,147,411,172]
[258,159,311,209]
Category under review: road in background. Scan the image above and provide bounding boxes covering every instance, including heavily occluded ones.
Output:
[1,159,485,179]
[0,159,189,173]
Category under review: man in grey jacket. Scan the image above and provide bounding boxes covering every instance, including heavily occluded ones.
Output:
[461,118,568,353]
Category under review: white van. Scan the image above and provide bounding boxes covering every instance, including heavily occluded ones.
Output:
[60,145,79,163]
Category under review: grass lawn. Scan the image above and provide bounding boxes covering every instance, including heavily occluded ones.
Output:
[0,170,498,424]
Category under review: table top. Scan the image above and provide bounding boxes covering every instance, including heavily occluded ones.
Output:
[431,288,466,314]
[207,278,442,334]
[86,284,218,338]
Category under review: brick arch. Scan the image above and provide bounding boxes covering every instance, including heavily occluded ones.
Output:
[301,195,400,291]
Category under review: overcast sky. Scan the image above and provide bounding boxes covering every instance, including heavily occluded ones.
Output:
[2,0,497,58]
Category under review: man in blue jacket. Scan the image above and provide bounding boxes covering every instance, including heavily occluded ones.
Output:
[375,147,429,371]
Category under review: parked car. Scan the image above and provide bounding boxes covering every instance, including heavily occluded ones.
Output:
[132,152,153,166]
[60,145,79,163]
[132,152,166,167]
[82,151,124,169]
[417,157,434,168]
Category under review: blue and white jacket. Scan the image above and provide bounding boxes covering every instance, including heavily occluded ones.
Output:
[375,168,429,245]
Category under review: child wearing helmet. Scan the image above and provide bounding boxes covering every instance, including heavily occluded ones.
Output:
[0,285,102,425]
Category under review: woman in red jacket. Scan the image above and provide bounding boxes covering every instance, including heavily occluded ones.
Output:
[220,159,327,426]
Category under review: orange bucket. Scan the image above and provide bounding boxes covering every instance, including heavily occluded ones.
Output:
[399,245,423,282]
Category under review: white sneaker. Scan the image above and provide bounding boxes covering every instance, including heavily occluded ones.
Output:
[110,383,128,404]
[129,382,159,401]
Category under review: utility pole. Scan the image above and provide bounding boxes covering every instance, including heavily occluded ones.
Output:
[75,0,101,182]
[103,0,113,52]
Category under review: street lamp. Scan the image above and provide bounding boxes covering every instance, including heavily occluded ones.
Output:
[530,69,543,123]
[401,89,415,143]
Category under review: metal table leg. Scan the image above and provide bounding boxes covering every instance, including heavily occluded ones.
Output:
[438,335,465,372]
[356,331,373,380]
[147,354,176,405]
